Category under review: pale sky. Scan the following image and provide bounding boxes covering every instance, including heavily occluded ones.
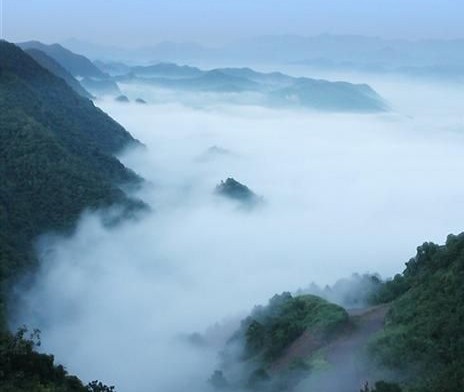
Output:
[3,0,464,46]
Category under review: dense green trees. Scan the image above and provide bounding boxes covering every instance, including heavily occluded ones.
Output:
[370,234,464,392]
[0,327,85,392]
[238,293,348,362]
[0,41,142,390]
[0,41,143,322]
[361,381,402,392]
[214,293,348,391]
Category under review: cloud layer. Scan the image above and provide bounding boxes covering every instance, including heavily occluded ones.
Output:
[13,77,464,391]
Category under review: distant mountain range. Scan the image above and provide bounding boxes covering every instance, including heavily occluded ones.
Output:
[108,62,387,112]
[18,41,107,78]
[61,35,464,81]
[14,40,387,111]
[24,48,93,99]
[18,41,120,96]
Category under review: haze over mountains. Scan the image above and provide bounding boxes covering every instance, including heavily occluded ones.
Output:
[15,40,387,112]
[2,9,464,390]
[62,35,464,81]
[18,41,121,96]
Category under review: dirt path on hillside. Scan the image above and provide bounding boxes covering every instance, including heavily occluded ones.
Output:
[272,304,391,392]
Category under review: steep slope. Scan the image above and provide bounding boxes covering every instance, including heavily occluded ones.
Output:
[0,41,143,327]
[213,293,349,391]
[293,305,391,392]
[370,234,464,392]
[24,48,93,99]
[18,41,107,78]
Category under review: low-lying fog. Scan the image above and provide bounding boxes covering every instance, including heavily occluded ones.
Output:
[13,75,464,391]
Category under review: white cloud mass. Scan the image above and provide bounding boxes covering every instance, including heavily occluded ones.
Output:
[12,76,464,391]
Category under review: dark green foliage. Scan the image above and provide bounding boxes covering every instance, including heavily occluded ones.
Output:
[24,49,93,99]
[1,41,138,155]
[0,40,142,325]
[0,327,88,391]
[239,292,348,362]
[361,381,402,392]
[86,381,115,392]
[18,41,107,79]
[215,178,260,205]
[370,234,464,392]
[213,293,348,391]
[368,274,409,305]
[0,41,137,391]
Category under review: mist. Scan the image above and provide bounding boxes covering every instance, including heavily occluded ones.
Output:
[11,75,464,391]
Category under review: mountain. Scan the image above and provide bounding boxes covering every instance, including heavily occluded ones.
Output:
[130,62,204,79]
[215,178,261,205]
[369,234,464,392]
[18,41,107,78]
[80,76,121,96]
[0,40,143,324]
[219,67,294,86]
[112,62,387,112]
[94,60,132,76]
[23,48,93,99]
[208,230,464,392]
[0,39,143,390]
[17,41,124,97]
[65,36,464,81]
[62,38,217,64]
[269,78,386,112]
[211,292,351,391]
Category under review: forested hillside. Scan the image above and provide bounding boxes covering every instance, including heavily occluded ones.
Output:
[25,48,93,99]
[18,41,107,79]
[369,234,464,392]
[0,41,142,391]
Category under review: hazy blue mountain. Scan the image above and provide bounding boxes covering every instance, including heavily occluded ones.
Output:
[94,60,132,76]
[18,42,123,97]
[184,70,261,92]
[112,62,387,111]
[114,68,260,93]
[269,78,387,112]
[62,38,217,64]
[215,178,262,208]
[80,76,121,96]
[218,67,294,87]
[130,62,204,79]
[18,41,108,78]
[24,48,93,99]
[115,94,130,103]
[64,35,464,81]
